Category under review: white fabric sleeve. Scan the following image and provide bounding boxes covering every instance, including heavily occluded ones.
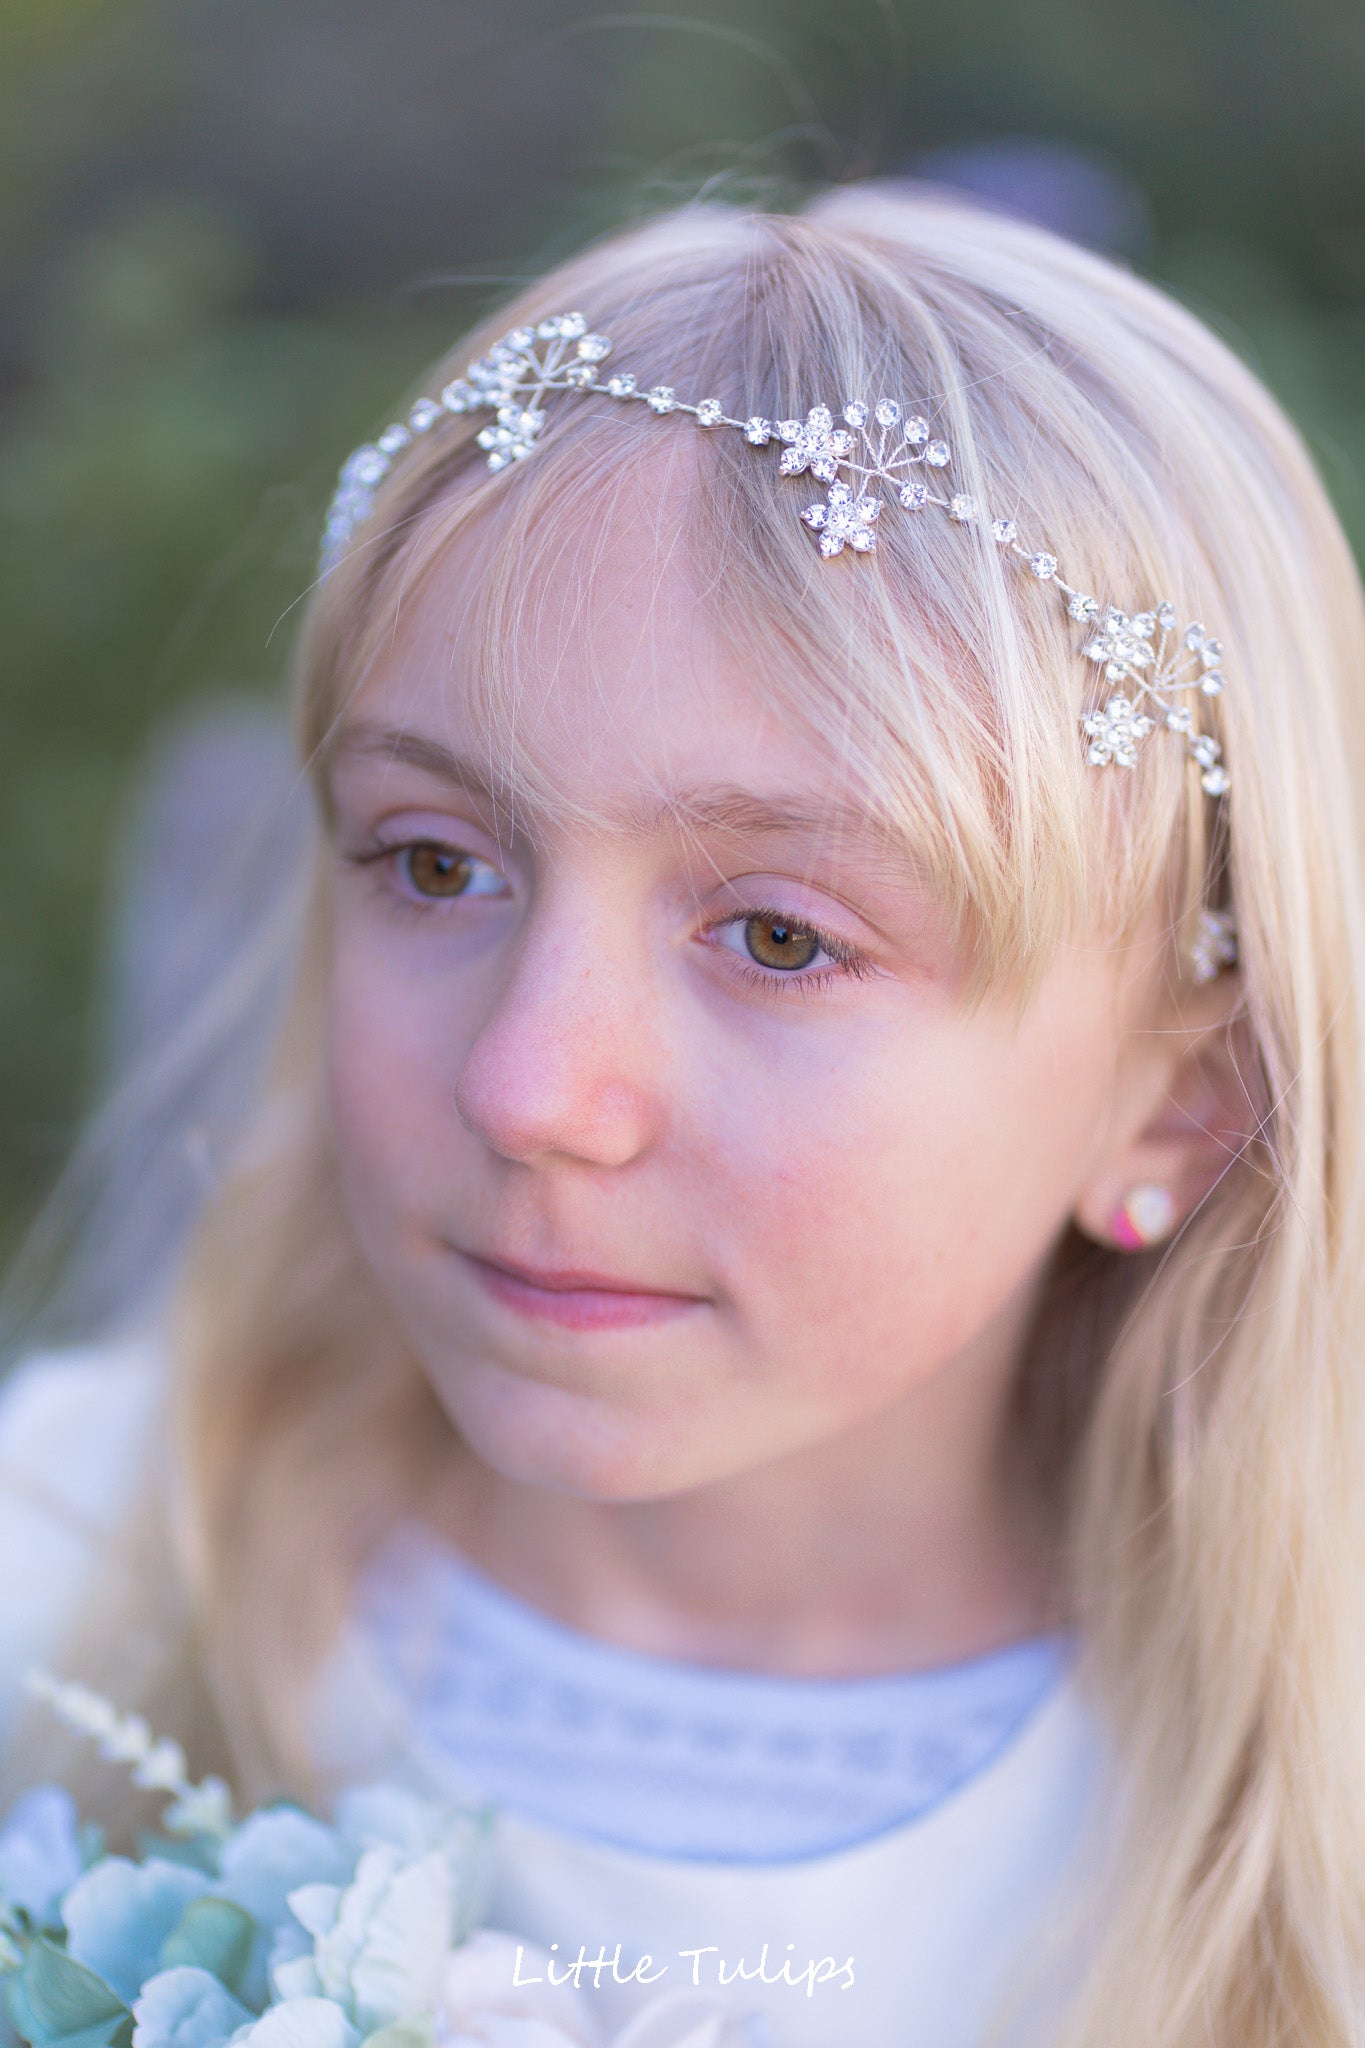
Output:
[0,1341,164,1751]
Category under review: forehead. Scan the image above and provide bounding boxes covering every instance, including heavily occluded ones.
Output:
[328,446,893,851]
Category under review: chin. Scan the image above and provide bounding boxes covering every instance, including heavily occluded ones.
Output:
[432,1367,729,1503]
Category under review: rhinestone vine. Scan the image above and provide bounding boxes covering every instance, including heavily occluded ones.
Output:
[321,312,1231,798]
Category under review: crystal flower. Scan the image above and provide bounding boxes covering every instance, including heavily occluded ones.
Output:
[475,406,546,471]
[1084,608,1158,685]
[1081,695,1156,768]
[777,406,856,484]
[801,483,881,557]
[465,349,525,406]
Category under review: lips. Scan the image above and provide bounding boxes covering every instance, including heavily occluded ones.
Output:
[456,1249,707,1331]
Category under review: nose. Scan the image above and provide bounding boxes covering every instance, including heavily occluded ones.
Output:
[453,897,662,1169]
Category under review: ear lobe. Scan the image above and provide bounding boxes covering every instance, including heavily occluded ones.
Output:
[1072,980,1256,1251]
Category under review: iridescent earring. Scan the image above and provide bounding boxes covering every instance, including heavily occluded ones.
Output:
[1111,1184,1177,1251]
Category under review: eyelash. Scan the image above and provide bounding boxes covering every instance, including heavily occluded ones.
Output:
[706,907,873,999]
[341,839,506,918]
[343,842,872,995]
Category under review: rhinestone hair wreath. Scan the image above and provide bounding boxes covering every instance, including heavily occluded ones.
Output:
[322,310,1233,802]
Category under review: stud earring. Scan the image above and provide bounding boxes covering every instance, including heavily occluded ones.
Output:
[1111,1184,1177,1250]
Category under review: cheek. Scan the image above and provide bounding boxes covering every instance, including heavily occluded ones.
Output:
[694,1002,1111,1376]
[322,945,466,1233]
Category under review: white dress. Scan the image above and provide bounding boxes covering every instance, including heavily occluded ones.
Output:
[0,1345,1115,2048]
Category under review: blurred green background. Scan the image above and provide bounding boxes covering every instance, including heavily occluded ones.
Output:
[2,0,1364,1267]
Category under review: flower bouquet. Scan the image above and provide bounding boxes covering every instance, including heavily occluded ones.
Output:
[0,1676,763,2048]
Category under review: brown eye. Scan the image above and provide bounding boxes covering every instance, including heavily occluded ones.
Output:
[402,843,474,897]
[743,914,821,971]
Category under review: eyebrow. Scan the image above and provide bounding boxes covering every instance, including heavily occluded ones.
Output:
[330,722,502,804]
[328,718,907,852]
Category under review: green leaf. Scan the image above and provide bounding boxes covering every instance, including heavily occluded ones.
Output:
[31,2021,131,2048]
[4,1940,132,2048]
[158,1898,254,1995]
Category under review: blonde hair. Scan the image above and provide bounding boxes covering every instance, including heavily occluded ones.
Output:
[12,185,1365,2045]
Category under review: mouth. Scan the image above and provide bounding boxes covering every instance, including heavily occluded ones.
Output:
[455,1249,709,1332]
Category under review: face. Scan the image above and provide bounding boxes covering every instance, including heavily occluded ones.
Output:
[321,470,1154,1505]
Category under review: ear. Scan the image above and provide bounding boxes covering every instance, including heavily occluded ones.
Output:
[1072,973,1255,1251]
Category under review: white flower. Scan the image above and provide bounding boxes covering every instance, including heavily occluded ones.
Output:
[217,1808,355,2011]
[611,1993,767,2047]
[333,1786,476,1865]
[328,1786,493,1949]
[132,1965,253,2048]
[443,2025,582,2047]
[230,1999,360,2048]
[279,1847,457,2033]
[436,1939,765,2048]
[437,1933,596,2043]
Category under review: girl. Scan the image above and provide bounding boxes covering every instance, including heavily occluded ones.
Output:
[3,183,1365,2048]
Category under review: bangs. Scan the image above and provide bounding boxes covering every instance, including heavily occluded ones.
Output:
[301,202,1227,1005]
